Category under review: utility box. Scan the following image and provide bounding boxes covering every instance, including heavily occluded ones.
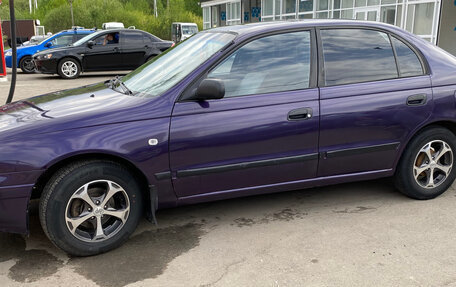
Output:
[0,21,6,76]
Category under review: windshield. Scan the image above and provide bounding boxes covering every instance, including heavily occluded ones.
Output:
[38,34,57,45]
[182,26,198,35]
[121,32,236,98]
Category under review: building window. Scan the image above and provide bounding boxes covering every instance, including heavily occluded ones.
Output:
[406,2,436,42]
[203,7,211,29]
[227,2,242,25]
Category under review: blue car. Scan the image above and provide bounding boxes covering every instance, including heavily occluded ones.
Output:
[5,28,95,73]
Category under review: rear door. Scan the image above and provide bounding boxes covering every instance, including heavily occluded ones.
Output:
[121,31,147,69]
[169,30,320,198]
[82,32,122,70]
[317,28,432,176]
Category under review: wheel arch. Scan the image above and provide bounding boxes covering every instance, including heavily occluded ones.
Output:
[32,152,152,211]
[58,56,83,72]
[394,120,456,172]
[18,54,32,65]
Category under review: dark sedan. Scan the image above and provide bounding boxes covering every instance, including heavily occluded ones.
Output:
[2,20,456,256]
[33,28,174,79]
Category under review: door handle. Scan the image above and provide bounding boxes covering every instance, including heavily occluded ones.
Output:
[113,47,120,53]
[288,108,313,121]
[407,94,427,106]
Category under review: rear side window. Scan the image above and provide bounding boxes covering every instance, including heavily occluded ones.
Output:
[321,29,398,86]
[122,32,145,46]
[208,31,312,98]
[391,36,424,77]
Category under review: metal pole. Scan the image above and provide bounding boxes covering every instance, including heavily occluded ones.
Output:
[154,0,158,17]
[70,1,75,27]
[6,0,17,104]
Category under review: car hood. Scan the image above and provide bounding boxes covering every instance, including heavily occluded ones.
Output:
[34,45,78,56]
[0,82,155,139]
[5,45,38,54]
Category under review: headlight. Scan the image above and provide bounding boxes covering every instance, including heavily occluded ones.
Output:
[5,51,12,57]
[42,53,53,59]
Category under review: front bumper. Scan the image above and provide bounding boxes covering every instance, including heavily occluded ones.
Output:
[0,170,42,234]
[34,58,58,74]
[5,55,13,68]
[0,184,33,234]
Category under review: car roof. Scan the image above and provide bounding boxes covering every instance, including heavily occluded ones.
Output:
[205,19,406,37]
[60,29,96,34]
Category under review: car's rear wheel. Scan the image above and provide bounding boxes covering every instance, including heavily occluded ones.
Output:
[39,160,143,256]
[395,127,456,200]
[20,56,36,73]
[58,58,81,79]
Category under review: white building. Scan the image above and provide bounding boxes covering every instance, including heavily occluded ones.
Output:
[201,0,456,55]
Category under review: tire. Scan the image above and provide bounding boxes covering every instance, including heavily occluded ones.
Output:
[395,126,456,200]
[39,160,143,256]
[19,56,36,73]
[57,57,81,79]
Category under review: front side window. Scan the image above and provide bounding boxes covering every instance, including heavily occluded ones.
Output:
[208,31,311,98]
[93,32,120,46]
[321,29,398,86]
[391,36,424,77]
[121,32,236,97]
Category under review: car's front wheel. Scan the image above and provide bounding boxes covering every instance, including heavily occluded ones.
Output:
[39,160,143,256]
[395,127,456,200]
[57,58,81,79]
[20,56,36,73]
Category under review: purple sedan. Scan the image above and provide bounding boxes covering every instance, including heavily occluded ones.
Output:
[1,20,456,256]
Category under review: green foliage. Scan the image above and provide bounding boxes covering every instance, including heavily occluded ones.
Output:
[0,0,202,40]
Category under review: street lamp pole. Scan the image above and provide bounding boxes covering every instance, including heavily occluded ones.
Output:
[154,0,158,17]
[69,0,74,27]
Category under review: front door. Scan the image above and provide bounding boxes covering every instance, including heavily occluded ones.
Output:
[317,28,433,176]
[170,30,320,198]
[82,32,122,71]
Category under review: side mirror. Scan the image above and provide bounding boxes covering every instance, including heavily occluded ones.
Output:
[87,40,95,48]
[192,79,225,101]
[44,42,52,48]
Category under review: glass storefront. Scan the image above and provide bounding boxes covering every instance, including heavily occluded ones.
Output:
[201,0,441,44]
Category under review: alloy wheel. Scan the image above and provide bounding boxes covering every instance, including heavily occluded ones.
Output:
[413,140,453,189]
[22,58,36,73]
[65,180,130,242]
[61,61,78,78]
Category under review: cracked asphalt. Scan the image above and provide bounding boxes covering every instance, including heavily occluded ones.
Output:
[2,70,456,286]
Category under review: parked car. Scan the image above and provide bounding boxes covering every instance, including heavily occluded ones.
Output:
[1,20,456,256]
[19,35,49,47]
[4,28,95,73]
[33,29,174,79]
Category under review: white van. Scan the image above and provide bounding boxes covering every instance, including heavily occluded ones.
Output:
[171,22,198,43]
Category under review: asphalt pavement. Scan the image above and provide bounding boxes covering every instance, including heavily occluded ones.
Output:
[1,70,456,287]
